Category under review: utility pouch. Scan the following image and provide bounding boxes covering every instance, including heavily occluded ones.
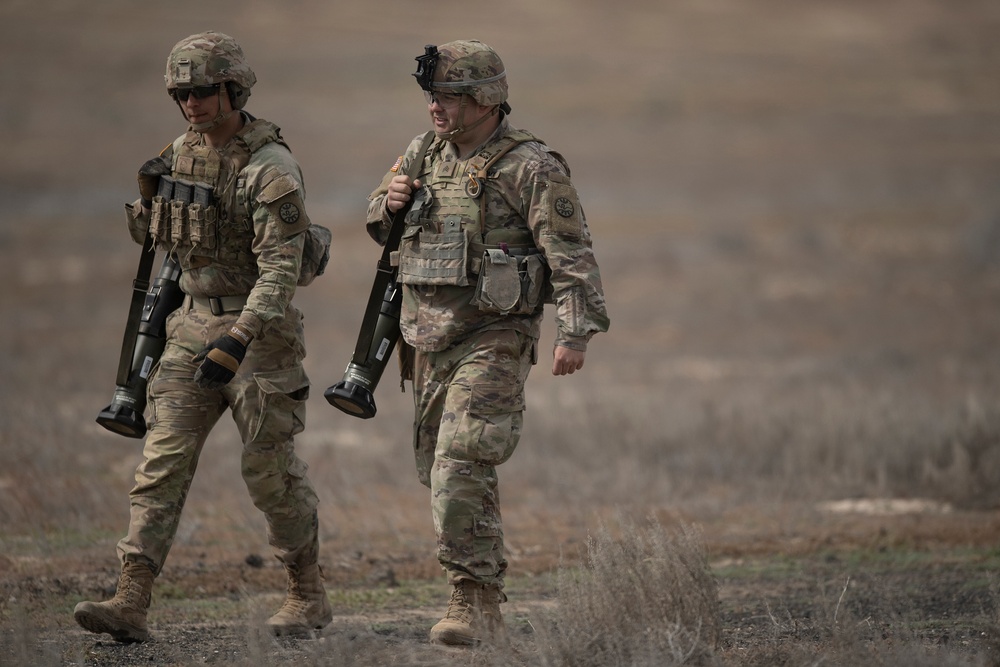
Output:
[397,223,471,286]
[473,249,548,315]
[149,196,171,244]
[169,199,189,244]
[473,249,522,314]
[187,203,217,250]
[520,252,548,309]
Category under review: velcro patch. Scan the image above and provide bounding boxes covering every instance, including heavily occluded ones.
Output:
[546,176,582,239]
[256,172,299,204]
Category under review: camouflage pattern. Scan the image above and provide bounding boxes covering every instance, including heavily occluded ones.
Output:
[127,117,310,340]
[366,60,608,588]
[367,117,610,353]
[165,31,257,105]
[431,40,508,107]
[116,299,320,574]
[411,328,533,587]
[116,115,321,575]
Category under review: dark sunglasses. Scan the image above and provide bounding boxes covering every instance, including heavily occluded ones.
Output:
[170,84,221,102]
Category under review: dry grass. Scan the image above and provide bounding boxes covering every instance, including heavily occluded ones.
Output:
[535,517,720,666]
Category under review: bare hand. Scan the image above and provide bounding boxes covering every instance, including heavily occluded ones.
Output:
[552,345,586,376]
[386,176,422,213]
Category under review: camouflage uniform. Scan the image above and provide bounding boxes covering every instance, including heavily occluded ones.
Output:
[366,44,609,591]
[119,115,320,573]
[75,32,331,643]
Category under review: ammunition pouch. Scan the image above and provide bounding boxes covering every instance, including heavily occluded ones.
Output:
[148,176,220,255]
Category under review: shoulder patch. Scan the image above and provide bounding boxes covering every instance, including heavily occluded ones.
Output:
[279,201,301,224]
[542,172,582,239]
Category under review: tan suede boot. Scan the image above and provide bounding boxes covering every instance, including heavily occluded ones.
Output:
[74,561,155,643]
[266,562,333,636]
[429,580,507,646]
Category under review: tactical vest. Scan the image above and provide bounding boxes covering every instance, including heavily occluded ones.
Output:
[397,129,539,287]
[148,119,285,273]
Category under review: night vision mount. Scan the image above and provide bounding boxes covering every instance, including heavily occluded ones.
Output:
[412,44,439,92]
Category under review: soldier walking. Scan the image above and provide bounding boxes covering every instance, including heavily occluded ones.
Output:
[75,31,332,642]
[365,40,610,645]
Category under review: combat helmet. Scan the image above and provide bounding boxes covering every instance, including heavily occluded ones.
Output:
[165,31,256,130]
[413,40,511,113]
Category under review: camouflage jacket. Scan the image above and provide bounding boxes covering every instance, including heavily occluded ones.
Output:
[367,118,609,352]
[125,114,310,339]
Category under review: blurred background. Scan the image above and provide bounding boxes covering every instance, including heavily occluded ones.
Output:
[2,0,1000,579]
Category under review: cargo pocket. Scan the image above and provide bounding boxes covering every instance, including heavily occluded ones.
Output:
[454,382,525,466]
[249,367,310,444]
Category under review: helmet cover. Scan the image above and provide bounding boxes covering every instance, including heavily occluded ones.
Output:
[165,31,256,108]
[431,40,508,107]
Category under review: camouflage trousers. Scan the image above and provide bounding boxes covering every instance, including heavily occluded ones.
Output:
[116,300,320,576]
[412,328,534,588]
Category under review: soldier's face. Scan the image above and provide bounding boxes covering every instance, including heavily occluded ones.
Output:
[427,93,488,135]
[179,85,231,126]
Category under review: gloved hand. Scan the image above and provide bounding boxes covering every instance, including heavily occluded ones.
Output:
[193,325,252,389]
[138,156,171,209]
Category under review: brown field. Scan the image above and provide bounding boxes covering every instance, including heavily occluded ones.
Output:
[3,0,1000,664]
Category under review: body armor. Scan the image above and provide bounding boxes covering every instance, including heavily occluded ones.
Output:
[397,129,539,288]
[149,118,284,273]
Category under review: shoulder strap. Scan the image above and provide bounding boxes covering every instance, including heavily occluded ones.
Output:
[466,130,539,236]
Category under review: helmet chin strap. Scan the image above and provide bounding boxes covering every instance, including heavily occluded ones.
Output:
[436,99,498,142]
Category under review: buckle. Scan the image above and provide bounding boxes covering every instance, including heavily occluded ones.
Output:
[209,296,224,316]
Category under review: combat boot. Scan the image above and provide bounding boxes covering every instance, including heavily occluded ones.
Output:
[266,562,333,636]
[429,580,508,646]
[74,561,155,643]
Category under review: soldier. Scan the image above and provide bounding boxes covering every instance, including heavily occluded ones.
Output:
[366,40,610,645]
[74,31,332,642]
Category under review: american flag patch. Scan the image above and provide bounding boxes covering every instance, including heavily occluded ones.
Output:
[390,156,404,173]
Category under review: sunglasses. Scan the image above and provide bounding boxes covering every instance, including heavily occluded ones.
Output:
[170,84,221,102]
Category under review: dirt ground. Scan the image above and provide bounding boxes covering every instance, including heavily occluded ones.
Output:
[3,0,1000,664]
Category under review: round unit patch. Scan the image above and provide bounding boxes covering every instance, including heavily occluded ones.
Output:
[554,196,575,218]
[279,202,300,224]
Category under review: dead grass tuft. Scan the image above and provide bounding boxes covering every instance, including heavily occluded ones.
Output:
[535,516,720,666]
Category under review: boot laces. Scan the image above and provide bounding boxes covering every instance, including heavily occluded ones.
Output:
[118,570,151,608]
[277,575,316,616]
[443,586,475,623]
[277,595,313,617]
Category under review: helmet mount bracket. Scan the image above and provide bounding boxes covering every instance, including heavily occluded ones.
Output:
[413,44,439,92]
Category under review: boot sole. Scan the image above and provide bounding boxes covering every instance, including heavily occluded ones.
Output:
[266,615,333,637]
[74,605,148,643]
[429,628,479,646]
